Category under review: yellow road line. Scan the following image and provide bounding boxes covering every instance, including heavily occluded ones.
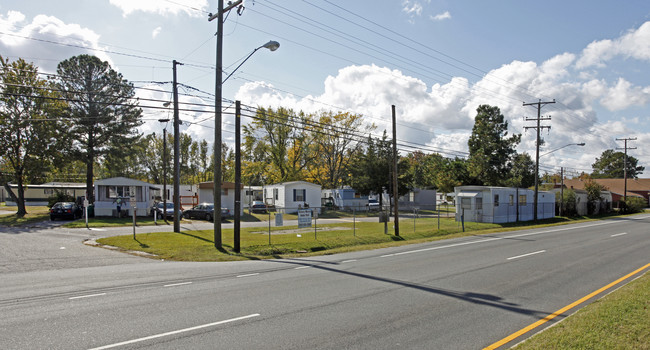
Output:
[483,262,650,350]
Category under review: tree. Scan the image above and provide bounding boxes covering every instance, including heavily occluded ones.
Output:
[307,111,372,188]
[591,149,644,179]
[56,55,143,203]
[243,107,315,184]
[0,56,68,216]
[505,153,536,188]
[435,157,470,194]
[467,105,521,186]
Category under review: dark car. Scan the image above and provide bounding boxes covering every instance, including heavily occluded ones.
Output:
[182,203,231,222]
[150,202,174,219]
[50,202,83,221]
[250,200,267,213]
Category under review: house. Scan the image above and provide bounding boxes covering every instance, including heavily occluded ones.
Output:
[94,177,158,217]
[549,188,613,215]
[150,184,196,208]
[197,181,245,215]
[264,181,322,214]
[563,178,649,206]
[454,186,555,223]
[5,182,86,206]
[321,187,369,211]
[398,188,436,211]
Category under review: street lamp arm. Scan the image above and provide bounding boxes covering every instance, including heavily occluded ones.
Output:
[540,142,585,158]
[222,41,280,84]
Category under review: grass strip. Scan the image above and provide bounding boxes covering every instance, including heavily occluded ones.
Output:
[515,271,650,350]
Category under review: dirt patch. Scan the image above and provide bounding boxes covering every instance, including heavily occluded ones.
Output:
[251,226,349,235]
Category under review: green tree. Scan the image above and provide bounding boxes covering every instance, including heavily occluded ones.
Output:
[243,107,315,184]
[56,54,143,202]
[0,56,68,216]
[505,153,536,188]
[467,105,521,186]
[307,111,372,188]
[435,157,470,194]
[591,149,644,179]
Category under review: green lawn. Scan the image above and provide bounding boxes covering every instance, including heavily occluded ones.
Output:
[515,271,650,350]
[0,206,51,226]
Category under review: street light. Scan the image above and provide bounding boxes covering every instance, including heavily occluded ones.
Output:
[209,0,280,250]
[538,142,585,217]
[540,142,585,158]
[222,41,280,84]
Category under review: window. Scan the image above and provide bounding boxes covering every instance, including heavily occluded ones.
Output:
[519,195,527,206]
[509,195,514,206]
[461,197,471,209]
[355,192,360,198]
[494,194,500,207]
[294,189,306,202]
[107,186,132,199]
[273,188,279,200]
[476,200,483,210]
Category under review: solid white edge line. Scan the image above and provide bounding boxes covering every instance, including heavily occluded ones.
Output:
[611,232,628,237]
[341,259,357,263]
[380,220,621,258]
[507,250,546,260]
[87,313,260,350]
[236,273,260,278]
[164,282,193,287]
[294,266,311,270]
[69,293,106,300]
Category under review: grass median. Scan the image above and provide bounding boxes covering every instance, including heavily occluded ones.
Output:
[515,270,650,349]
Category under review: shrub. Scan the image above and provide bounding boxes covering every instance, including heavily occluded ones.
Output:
[47,190,75,208]
[624,197,646,214]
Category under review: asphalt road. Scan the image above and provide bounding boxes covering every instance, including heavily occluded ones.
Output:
[1,214,648,349]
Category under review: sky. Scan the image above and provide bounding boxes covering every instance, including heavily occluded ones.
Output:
[1,0,650,178]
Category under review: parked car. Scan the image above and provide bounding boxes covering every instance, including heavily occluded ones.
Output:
[250,200,267,213]
[182,203,231,222]
[50,202,83,220]
[150,202,174,219]
[367,198,380,211]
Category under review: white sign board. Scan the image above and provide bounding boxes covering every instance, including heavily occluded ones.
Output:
[298,209,312,228]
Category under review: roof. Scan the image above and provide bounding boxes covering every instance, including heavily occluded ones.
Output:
[266,181,322,188]
[94,177,155,187]
[563,178,648,197]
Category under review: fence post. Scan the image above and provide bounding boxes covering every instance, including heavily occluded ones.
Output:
[268,212,271,245]
[353,208,356,237]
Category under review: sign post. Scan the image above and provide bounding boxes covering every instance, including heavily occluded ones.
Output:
[130,186,136,239]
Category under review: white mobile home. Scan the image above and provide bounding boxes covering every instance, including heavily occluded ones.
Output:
[5,182,86,206]
[197,181,245,215]
[264,181,322,214]
[94,177,158,217]
[321,187,369,211]
[454,186,555,223]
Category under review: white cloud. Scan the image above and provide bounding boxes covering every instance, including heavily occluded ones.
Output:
[576,21,650,69]
[108,0,208,17]
[402,0,424,17]
[0,11,112,72]
[600,78,650,111]
[152,26,162,38]
[430,11,451,21]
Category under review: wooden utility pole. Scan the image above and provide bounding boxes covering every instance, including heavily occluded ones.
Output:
[524,99,554,221]
[234,101,241,252]
[391,105,399,237]
[616,137,637,204]
[208,0,242,249]
[172,60,182,233]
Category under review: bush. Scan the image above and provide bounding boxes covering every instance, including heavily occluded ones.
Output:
[47,191,75,208]
[624,197,646,214]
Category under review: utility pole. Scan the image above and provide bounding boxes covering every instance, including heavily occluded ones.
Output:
[234,100,241,253]
[554,167,564,216]
[391,105,399,237]
[616,137,637,204]
[172,60,182,233]
[208,0,242,249]
[524,99,554,221]
[158,119,170,224]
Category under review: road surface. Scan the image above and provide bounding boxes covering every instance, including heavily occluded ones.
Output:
[1,214,648,349]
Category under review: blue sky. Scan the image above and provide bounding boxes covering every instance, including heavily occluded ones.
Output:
[1,0,649,177]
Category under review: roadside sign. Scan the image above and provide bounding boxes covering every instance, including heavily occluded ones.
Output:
[275,213,283,227]
[298,209,312,228]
